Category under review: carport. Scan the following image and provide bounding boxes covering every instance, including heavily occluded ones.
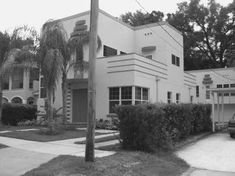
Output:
[210,87,235,132]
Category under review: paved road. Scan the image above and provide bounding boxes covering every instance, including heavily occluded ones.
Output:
[177,133,235,175]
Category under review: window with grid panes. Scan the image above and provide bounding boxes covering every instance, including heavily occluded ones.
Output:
[176,93,180,104]
[223,84,229,96]
[231,84,235,96]
[109,87,120,113]
[167,91,172,104]
[196,86,199,97]
[135,87,149,105]
[103,45,117,56]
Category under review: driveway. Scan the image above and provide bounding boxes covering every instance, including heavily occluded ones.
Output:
[177,133,235,173]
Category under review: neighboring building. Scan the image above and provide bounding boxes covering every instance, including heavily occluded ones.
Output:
[2,68,39,106]
[37,9,197,124]
[187,67,235,123]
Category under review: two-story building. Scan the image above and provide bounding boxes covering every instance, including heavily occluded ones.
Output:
[36,9,197,124]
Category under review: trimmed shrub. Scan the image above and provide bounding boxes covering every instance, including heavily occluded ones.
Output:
[116,103,212,152]
[1,103,37,126]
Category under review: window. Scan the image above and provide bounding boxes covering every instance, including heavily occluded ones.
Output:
[171,54,180,66]
[196,86,199,97]
[223,84,229,96]
[11,97,23,104]
[231,84,235,96]
[27,97,34,105]
[29,68,39,89]
[40,77,47,98]
[206,85,210,99]
[12,68,23,89]
[217,84,222,88]
[109,86,149,113]
[120,51,126,55]
[146,55,152,59]
[176,93,180,104]
[103,45,117,56]
[167,91,172,104]
[135,87,149,105]
[2,76,9,90]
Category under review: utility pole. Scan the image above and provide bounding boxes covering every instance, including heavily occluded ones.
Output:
[85,0,99,162]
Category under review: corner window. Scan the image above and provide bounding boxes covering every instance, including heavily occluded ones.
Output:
[135,87,149,105]
[167,91,172,104]
[103,45,117,57]
[109,86,149,113]
[120,51,126,55]
[231,84,235,96]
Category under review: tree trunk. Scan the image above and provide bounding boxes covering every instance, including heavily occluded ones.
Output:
[0,78,3,126]
[62,72,67,124]
[47,88,54,132]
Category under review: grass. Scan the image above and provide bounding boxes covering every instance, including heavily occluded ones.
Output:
[0,125,37,131]
[23,151,189,176]
[0,128,105,142]
[75,133,119,144]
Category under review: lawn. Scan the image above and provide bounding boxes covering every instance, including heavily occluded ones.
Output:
[23,151,189,176]
[0,128,105,142]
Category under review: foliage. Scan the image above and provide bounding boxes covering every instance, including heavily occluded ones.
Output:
[120,10,164,26]
[115,103,212,152]
[1,103,37,126]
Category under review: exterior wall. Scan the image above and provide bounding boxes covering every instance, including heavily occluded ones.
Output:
[187,67,235,122]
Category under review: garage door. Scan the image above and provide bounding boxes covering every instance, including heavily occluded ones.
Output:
[72,89,87,123]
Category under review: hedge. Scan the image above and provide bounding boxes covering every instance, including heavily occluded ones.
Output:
[115,103,212,152]
[1,103,37,126]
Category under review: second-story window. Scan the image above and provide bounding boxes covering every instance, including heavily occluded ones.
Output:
[12,68,23,89]
[29,68,39,89]
[103,45,117,57]
[171,54,180,66]
[231,84,235,96]
[40,77,47,98]
[206,85,210,99]
[223,84,229,96]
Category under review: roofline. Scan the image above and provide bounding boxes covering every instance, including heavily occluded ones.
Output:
[55,9,182,35]
[186,67,235,73]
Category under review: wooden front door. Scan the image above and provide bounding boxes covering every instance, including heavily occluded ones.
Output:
[72,89,88,123]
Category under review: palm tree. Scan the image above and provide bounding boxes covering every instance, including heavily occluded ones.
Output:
[39,21,65,131]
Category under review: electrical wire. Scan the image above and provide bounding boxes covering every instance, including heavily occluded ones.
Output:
[135,0,183,48]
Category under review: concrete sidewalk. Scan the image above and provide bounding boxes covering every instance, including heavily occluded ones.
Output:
[0,133,118,176]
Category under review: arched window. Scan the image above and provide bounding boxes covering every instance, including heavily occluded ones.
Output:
[27,97,34,105]
[11,97,23,104]
[2,97,8,104]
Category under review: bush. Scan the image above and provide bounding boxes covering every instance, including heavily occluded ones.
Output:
[1,103,37,126]
[116,103,212,152]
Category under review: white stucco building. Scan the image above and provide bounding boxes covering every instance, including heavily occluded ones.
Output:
[36,9,198,124]
[33,9,235,126]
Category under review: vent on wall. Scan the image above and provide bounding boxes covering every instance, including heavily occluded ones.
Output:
[141,46,156,52]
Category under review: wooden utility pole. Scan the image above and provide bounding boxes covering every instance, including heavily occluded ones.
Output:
[85,0,99,162]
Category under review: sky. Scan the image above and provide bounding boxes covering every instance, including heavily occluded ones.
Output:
[0,0,232,33]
